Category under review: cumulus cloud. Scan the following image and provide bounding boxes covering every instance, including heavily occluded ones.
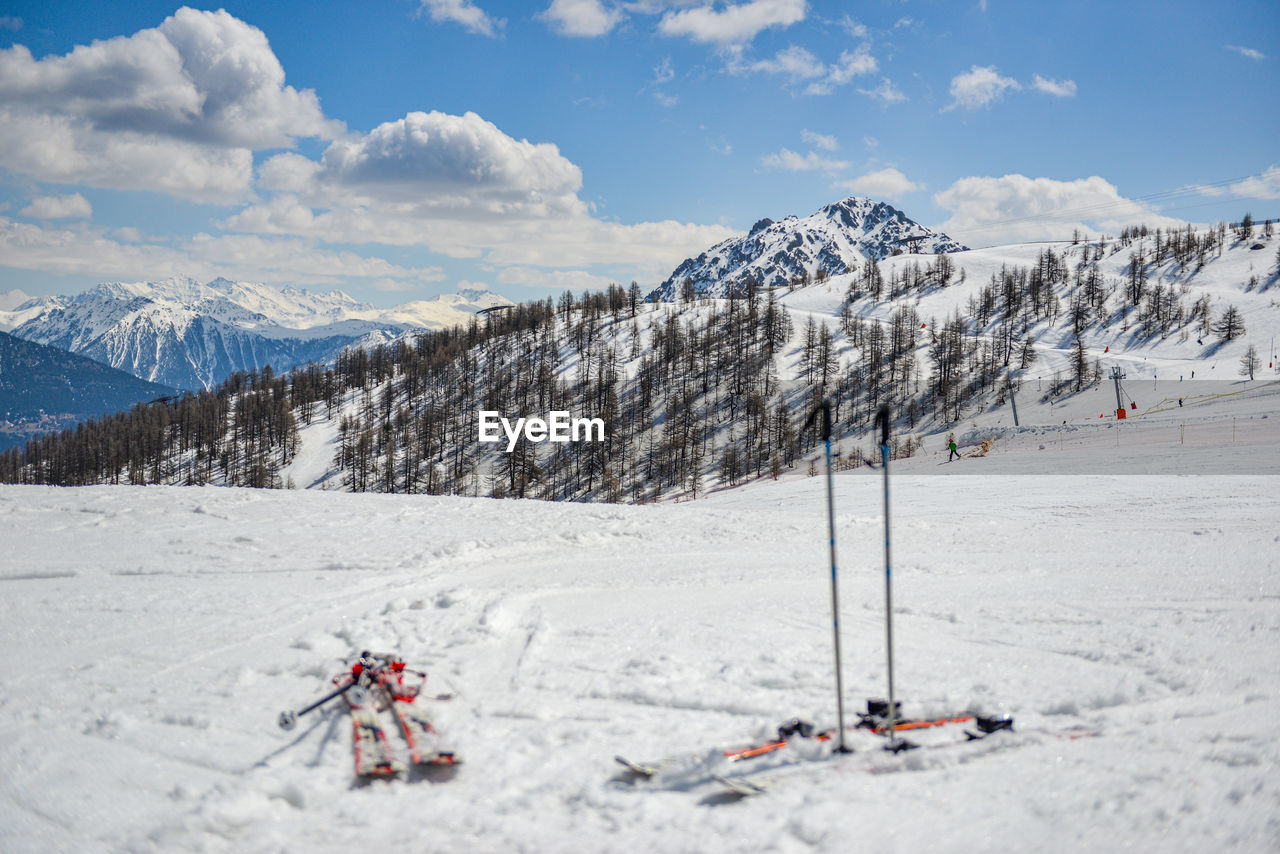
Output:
[933,174,1187,245]
[857,77,906,104]
[806,48,877,95]
[1226,45,1265,61]
[748,45,825,80]
[220,108,734,272]
[541,0,624,37]
[742,44,876,94]
[0,7,341,202]
[658,0,806,48]
[834,168,922,200]
[945,65,1020,111]
[801,129,838,151]
[274,110,585,213]
[418,0,504,37]
[19,193,93,220]
[759,148,848,172]
[839,16,867,39]
[1032,75,1077,97]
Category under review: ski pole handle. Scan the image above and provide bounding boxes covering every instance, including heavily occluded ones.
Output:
[804,399,833,441]
[875,404,890,448]
[278,679,356,730]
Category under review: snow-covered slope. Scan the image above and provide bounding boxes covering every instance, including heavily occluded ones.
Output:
[0,289,32,312]
[649,196,966,300]
[1,277,513,390]
[784,234,1279,386]
[1,442,1276,851]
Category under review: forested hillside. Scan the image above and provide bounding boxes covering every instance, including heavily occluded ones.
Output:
[3,217,1275,498]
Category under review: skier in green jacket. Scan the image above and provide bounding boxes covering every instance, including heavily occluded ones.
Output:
[947,434,960,461]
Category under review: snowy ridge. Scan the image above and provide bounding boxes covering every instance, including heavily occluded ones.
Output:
[0,277,513,390]
[649,196,966,300]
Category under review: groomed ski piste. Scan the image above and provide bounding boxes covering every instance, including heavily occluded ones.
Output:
[1,385,1278,852]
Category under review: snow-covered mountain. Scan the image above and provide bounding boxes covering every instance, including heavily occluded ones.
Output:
[648,196,966,301]
[0,277,513,390]
[0,289,32,312]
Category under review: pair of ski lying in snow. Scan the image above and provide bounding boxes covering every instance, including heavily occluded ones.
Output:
[615,698,1020,796]
[279,651,459,780]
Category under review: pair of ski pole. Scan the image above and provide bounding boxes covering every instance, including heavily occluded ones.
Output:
[811,401,902,754]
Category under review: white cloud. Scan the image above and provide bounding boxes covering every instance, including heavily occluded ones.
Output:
[801,129,838,151]
[0,16,21,31]
[0,8,341,202]
[653,56,675,84]
[285,110,584,212]
[760,147,848,172]
[807,48,877,94]
[834,167,922,200]
[857,77,906,104]
[864,135,879,150]
[744,44,876,94]
[933,174,1187,245]
[1227,165,1280,200]
[946,65,1020,111]
[1226,45,1265,61]
[749,45,825,80]
[220,108,734,273]
[1032,74,1077,97]
[541,0,624,37]
[0,217,445,286]
[19,193,93,220]
[494,266,619,290]
[654,92,680,107]
[658,0,806,48]
[839,16,867,39]
[418,0,504,37]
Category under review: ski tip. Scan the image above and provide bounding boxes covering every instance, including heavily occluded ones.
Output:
[614,755,659,778]
[713,774,771,797]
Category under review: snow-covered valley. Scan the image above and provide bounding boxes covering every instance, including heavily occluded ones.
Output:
[2,450,1277,851]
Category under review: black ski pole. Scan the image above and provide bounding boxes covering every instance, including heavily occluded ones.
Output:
[875,404,909,752]
[278,679,357,730]
[807,399,850,754]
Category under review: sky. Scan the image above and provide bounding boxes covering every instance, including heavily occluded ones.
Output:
[0,0,1276,307]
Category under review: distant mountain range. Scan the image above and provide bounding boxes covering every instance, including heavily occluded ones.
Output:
[648,196,966,301]
[0,330,176,451]
[0,278,513,390]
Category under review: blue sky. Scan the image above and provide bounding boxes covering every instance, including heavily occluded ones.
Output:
[0,0,1276,306]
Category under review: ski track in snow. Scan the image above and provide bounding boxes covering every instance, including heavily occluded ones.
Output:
[0,468,1278,852]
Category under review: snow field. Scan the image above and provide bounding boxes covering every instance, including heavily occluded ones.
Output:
[1,465,1278,852]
